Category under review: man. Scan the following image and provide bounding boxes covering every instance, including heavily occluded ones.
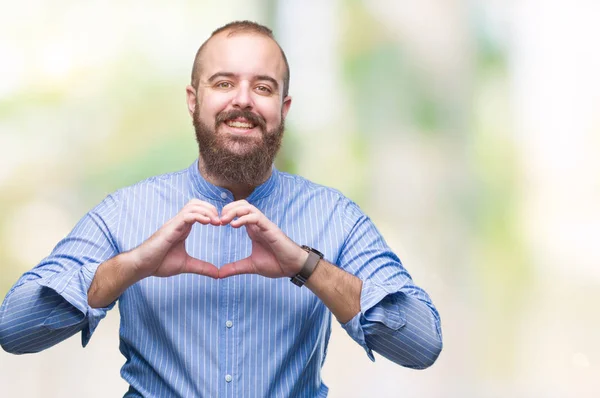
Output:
[0,21,442,397]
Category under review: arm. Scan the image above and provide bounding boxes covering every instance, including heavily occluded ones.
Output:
[218,199,442,369]
[87,199,220,308]
[304,259,362,324]
[306,252,442,369]
[334,207,443,369]
[0,194,122,354]
[86,251,139,309]
[0,197,220,353]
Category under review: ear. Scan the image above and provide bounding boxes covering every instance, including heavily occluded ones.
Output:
[281,95,292,120]
[185,85,197,117]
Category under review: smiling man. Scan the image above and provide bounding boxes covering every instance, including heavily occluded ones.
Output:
[0,21,442,397]
[190,27,290,193]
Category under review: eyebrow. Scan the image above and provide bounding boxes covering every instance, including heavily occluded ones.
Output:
[207,72,236,83]
[207,72,279,90]
[255,75,279,90]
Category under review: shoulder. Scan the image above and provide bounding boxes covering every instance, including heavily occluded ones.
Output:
[119,167,190,195]
[276,170,364,218]
[277,170,343,197]
[102,166,192,207]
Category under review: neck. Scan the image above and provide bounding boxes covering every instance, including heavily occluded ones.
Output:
[198,157,271,200]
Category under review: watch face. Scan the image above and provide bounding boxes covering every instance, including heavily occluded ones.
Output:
[302,245,324,258]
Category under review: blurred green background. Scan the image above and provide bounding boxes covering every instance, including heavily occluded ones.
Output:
[1,0,599,396]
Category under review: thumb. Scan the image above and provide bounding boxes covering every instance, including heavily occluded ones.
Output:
[183,256,219,279]
[219,257,255,279]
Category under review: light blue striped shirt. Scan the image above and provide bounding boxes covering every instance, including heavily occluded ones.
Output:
[0,160,442,397]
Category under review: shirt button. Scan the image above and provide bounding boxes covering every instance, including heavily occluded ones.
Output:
[225,374,233,383]
[226,320,233,328]
[220,192,227,199]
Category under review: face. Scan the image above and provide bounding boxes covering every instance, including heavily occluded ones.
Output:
[186,32,292,185]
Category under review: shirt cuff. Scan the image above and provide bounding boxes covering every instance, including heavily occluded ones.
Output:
[36,262,111,347]
[341,280,407,361]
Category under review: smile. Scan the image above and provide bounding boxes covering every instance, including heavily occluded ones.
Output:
[225,119,256,129]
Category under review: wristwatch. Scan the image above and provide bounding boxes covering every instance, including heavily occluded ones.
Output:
[290,245,324,287]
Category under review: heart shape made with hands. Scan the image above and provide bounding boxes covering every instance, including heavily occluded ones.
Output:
[164,199,307,281]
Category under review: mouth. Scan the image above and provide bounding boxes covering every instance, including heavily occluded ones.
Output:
[223,118,259,134]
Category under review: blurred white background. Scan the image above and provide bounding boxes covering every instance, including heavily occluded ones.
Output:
[1,0,599,396]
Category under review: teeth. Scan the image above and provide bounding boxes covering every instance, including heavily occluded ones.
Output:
[227,121,254,129]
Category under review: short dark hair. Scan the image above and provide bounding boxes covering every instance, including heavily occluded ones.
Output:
[190,21,290,97]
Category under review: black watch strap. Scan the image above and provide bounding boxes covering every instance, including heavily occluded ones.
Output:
[290,246,324,287]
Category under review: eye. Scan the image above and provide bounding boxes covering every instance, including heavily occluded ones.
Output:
[216,81,233,89]
[255,85,272,94]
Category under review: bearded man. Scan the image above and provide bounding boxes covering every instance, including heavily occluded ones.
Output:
[0,21,442,397]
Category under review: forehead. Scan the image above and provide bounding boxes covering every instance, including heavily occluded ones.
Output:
[200,33,285,82]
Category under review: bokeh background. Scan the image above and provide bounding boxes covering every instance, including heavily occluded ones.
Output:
[1,0,599,397]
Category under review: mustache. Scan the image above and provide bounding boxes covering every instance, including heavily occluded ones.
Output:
[215,109,266,130]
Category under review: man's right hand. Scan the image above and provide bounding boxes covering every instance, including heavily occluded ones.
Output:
[130,199,221,279]
[88,199,220,308]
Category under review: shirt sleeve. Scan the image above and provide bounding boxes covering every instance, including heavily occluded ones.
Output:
[0,193,121,354]
[337,202,443,369]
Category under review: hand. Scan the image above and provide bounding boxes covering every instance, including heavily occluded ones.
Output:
[130,199,221,279]
[218,200,308,279]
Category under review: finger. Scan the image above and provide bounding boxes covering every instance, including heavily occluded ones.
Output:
[185,203,220,225]
[182,212,213,226]
[187,199,220,216]
[233,212,277,232]
[219,257,256,278]
[228,213,261,228]
[221,199,250,214]
[164,210,212,234]
[220,206,254,225]
[220,201,252,219]
[161,214,209,244]
[181,204,221,224]
[185,199,219,216]
[183,257,220,279]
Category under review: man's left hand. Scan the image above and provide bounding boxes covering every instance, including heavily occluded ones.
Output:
[218,200,308,279]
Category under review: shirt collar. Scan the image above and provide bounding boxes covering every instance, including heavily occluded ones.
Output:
[187,159,280,202]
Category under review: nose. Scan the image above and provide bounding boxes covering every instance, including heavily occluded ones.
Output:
[231,83,254,110]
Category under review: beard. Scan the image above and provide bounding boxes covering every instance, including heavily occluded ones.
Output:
[193,107,285,186]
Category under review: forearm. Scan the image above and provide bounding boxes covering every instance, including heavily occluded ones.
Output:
[362,289,442,368]
[337,278,442,369]
[87,251,143,308]
[305,260,362,324]
[0,280,86,354]
[303,259,441,368]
